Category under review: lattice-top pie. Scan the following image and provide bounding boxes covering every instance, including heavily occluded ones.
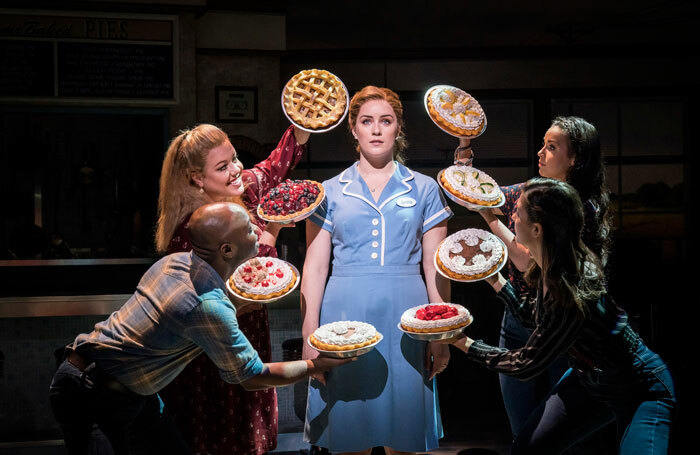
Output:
[283,69,347,130]
[427,85,485,137]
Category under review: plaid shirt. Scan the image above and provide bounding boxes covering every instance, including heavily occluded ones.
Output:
[73,252,264,395]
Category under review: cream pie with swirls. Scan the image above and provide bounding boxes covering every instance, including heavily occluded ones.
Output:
[309,321,380,351]
[436,228,505,281]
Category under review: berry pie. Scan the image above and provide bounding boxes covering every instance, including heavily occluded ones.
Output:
[257,179,325,222]
[400,303,472,333]
[282,69,348,130]
[228,257,297,301]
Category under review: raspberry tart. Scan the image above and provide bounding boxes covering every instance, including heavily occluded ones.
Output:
[282,69,348,130]
[257,179,325,222]
[228,257,298,301]
[426,85,486,137]
[400,303,472,333]
[309,321,381,352]
[436,228,505,281]
[440,165,503,207]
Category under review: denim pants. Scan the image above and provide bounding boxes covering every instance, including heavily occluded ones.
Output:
[49,359,192,455]
[511,340,676,455]
[499,310,571,434]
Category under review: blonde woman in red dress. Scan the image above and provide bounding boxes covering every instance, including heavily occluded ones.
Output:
[156,123,309,455]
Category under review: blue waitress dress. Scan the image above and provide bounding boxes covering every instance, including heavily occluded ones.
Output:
[304,162,453,452]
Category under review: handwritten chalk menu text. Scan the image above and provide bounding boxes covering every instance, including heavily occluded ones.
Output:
[0,11,176,101]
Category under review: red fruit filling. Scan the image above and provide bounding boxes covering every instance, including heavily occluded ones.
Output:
[415,304,459,321]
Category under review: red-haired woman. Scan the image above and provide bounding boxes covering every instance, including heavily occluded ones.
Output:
[301,86,452,454]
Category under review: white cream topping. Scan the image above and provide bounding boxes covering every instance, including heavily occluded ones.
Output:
[232,257,294,295]
[438,228,504,276]
[313,321,377,346]
[430,86,485,130]
[443,165,502,203]
[400,303,471,330]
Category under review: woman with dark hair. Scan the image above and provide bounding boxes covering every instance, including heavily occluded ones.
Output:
[301,86,452,454]
[440,178,675,454]
[461,116,613,438]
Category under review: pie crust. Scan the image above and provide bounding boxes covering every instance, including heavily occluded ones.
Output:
[228,257,297,300]
[400,303,472,333]
[440,165,503,207]
[309,321,380,351]
[436,229,505,281]
[258,179,325,222]
[427,85,485,137]
[283,69,347,130]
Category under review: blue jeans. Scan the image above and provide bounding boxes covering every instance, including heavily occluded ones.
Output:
[49,359,192,455]
[512,340,676,454]
[499,310,572,435]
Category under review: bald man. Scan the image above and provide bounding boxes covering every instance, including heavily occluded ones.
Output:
[49,202,351,455]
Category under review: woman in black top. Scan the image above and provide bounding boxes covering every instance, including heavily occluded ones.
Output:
[441,178,675,454]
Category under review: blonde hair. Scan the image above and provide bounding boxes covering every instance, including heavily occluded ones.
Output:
[348,86,407,164]
[155,124,243,253]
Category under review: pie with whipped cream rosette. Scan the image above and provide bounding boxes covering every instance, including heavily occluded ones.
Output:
[257,179,325,222]
[282,69,348,130]
[426,85,486,137]
[400,303,472,333]
[228,257,297,301]
[309,321,381,352]
[436,228,505,281]
[440,165,504,207]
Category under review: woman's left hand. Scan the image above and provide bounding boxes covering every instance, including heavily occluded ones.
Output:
[426,341,450,380]
[293,126,310,145]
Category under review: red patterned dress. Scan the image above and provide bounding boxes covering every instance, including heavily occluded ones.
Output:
[159,125,306,455]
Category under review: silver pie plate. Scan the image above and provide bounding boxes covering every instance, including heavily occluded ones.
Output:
[397,315,473,341]
[307,332,383,359]
[281,71,350,134]
[424,84,487,139]
[257,191,326,224]
[434,234,508,283]
[226,261,300,304]
[437,169,505,211]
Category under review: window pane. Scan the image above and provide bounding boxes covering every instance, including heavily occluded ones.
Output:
[551,100,619,160]
[620,101,683,156]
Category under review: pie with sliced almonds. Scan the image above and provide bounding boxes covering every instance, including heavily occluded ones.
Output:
[427,85,485,137]
[283,69,347,130]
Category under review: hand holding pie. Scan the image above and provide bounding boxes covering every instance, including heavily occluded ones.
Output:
[282,69,349,132]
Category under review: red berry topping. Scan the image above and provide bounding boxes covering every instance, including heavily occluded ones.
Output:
[266,261,273,268]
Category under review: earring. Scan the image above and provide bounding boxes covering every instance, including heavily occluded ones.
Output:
[199,187,204,194]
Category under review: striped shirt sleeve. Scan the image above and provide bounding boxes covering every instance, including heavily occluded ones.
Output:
[466,282,584,380]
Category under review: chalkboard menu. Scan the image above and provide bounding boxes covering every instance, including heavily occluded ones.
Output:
[0,41,54,96]
[0,11,176,101]
[57,42,173,98]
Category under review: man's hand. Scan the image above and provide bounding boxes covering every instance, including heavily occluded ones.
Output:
[309,355,356,385]
[426,342,450,380]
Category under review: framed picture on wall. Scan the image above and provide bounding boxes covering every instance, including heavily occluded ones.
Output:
[215,86,258,123]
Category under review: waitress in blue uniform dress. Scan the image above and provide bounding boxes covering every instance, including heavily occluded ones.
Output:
[301,86,453,455]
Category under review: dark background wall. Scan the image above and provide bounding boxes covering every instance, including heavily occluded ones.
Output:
[1,0,697,451]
